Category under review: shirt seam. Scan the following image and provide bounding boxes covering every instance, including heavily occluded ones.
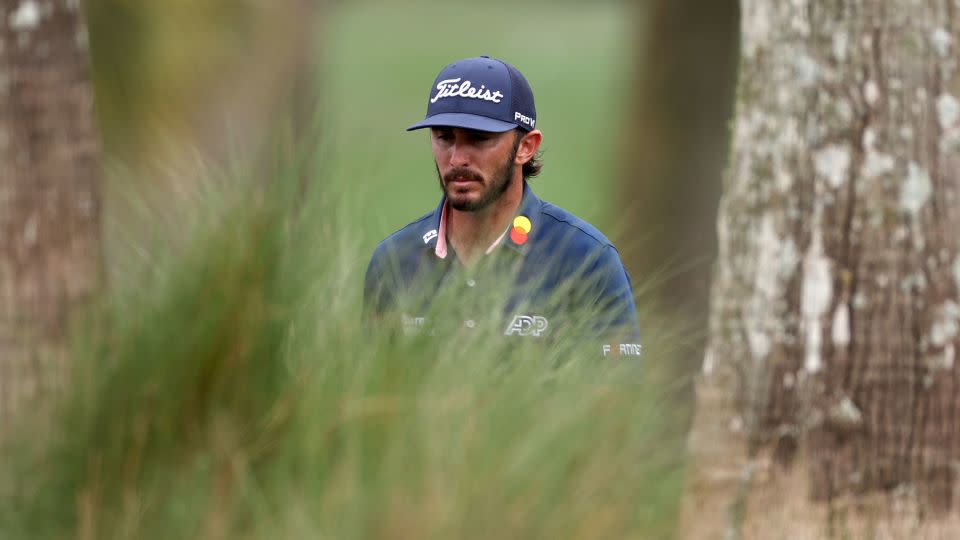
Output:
[373,211,435,253]
[537,210,613,249]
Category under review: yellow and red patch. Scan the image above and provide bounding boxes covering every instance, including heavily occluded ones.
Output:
[510,215,532,245]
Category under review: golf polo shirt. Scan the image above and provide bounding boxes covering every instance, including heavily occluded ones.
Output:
[363,183,642,358]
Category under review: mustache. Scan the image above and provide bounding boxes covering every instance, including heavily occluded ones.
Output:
[443,168,484,184]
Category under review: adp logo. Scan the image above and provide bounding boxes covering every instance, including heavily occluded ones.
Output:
[504,315,549,337]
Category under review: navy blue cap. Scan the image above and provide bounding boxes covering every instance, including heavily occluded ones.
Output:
[407,56,538,133]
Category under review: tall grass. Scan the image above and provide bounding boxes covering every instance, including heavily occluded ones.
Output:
[0,131,689,538]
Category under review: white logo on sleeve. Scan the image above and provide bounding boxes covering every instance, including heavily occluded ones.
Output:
[423,229,438,244]
[602,343,642,357]
[430,78,504,104]
[402,314,427,336]
[504,315,549,337]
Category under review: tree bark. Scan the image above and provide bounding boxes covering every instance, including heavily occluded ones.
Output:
[0,0,102,422]
[682,1,960,538]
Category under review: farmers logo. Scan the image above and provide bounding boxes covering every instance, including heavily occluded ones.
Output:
[602,343,643,357]
[504,315,549,337]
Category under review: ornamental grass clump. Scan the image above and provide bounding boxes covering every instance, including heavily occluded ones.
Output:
[0,147,690,540]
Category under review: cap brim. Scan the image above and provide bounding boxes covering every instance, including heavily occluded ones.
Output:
[406,113,517,132]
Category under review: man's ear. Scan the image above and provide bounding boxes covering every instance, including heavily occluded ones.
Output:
[516,130,542,164]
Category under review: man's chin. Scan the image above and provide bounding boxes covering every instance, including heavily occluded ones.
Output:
[449,198,481,212]
[447,193,488,212]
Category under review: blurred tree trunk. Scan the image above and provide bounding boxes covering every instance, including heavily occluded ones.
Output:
[682,1,960,537]
[82,0,323,291]
[189,0,323,167]
[0,1,102,421]
[619,0,739,367]
[84,0,324,170]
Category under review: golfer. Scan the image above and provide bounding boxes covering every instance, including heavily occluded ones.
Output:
[363,56,641,357]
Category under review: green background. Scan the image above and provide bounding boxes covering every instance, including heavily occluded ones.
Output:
[320,2,633,252]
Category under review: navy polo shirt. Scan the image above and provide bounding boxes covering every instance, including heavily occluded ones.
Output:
[363,183,641,358]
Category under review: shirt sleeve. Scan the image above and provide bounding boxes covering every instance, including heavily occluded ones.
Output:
[583,245,643,358]
[363,244,392,320]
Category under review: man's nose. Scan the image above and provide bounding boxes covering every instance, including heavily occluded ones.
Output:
[449,140,471,167]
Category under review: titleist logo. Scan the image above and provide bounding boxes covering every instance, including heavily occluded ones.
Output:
[430,78,504,104]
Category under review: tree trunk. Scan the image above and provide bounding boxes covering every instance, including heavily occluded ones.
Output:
[0,0,102,422]
[186,0,323,166]
[84,0,323,169]
[619,0,738,364]
[682,1,960,538]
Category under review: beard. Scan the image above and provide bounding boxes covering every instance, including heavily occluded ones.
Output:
[436,145,518,212]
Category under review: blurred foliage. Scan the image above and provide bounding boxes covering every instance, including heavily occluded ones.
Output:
[0,2,690,538]
[1,126,688,538]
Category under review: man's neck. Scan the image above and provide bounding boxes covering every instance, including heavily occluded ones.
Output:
[448,178,524,268]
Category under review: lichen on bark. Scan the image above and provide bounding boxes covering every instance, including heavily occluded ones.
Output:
[682,0,960,537]
[0,0,101,423]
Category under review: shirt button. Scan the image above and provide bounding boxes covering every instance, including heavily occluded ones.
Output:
[465,319,476,328]
[467,278,476,287]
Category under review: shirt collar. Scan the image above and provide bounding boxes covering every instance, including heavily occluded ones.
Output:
[422,182,543,258]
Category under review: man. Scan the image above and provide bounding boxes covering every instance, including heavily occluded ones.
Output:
[363,56,641,358]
